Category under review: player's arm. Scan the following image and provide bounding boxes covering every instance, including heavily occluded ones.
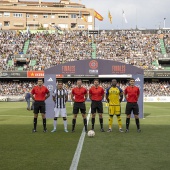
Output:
[84,89,88,101]
[106,88,109,103]
[124,88,128,100]
[65,90,68,102]
[71,89,75,102]
[101,88,105,100]
[120,92,123,102]
[31,89,35,100]
[89,88,92,100]
[119,88,123,102]
[137,88,140,100]
[45,88,50,100]
[52,90,56,102]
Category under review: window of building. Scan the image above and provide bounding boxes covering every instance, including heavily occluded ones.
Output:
[0,23,2,27]
[33,15,38,18]
[4,21,10,26]
[88,25,92,30]
[71,14,76,18]
[13,13,23,17]
[58,16,69,18]
[78,25,85,29]
[88,16,92,22]
[43,24,48,28]
[51,15,55,19]
[4,12,10,17]
[0,13,2,17]
[58,24,68,28]
[43,14,48,18]
[26,14,29,18]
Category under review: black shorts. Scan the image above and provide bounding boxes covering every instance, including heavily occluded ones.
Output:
[125,102,139,115]
[91,100,103,114]
[34,101,46,114]
[73,102,86,114]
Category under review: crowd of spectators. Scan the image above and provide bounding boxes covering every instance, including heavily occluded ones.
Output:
[0,81,170,97]
[0,30,164,71]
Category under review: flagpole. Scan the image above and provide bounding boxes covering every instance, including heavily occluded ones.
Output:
[122,10,123,30]
[164,18,166,29]
[136,8,137,29]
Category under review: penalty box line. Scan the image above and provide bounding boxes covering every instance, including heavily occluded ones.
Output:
[69,108,91,170]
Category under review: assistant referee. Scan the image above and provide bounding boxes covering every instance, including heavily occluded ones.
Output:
[124,78,141,133]
[71,79,88,132]
[31,79,50,133]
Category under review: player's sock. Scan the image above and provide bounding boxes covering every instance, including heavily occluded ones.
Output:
[53,118,57,129]
[108,115,113,129]
[117,116,122,129]
[99,118,103,129]
[91,118,95,130]
[135,118,140,129]
[126,118,130,130]
[33,118,37,130]
[43,118,46,130]
[72,119,76,131]
[63,119,67,130]
[83,118,87,131]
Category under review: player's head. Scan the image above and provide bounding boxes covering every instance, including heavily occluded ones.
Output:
[77,79,82,87]
[129,78,135,86]
[37,78,43,86]
[93,79,99,87]
[57,81,63,89]
[111,79,117,87]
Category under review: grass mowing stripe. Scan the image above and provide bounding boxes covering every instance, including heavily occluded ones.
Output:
[69,108,91,170]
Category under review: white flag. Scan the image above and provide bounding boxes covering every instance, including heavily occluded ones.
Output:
[122,10,128,23]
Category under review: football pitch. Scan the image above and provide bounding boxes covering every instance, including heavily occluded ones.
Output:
[0,102,170,170]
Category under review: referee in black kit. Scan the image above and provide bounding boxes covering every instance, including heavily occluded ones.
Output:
[31,79,50,133]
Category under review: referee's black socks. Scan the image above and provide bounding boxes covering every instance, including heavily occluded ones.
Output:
[83,118,87,131]
[126,118,130,130]
[99,118,103,129]
[33,118,37,130]
[91,118,95,130]
[43,118,46,130]
[72,119,76,131]
[135,118,140,129]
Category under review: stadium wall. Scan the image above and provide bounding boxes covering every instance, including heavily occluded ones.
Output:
[0,96,170,102]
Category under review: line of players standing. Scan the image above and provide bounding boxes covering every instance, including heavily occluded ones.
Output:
[30,78,141,133]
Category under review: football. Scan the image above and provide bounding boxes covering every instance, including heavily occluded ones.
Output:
[87,130,95,137]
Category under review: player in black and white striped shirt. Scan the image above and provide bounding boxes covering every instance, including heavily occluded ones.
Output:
[51,81,68,133]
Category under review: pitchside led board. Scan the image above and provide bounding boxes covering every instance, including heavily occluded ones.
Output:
[44,59,144,118]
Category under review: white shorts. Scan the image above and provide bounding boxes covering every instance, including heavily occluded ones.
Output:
[54,108,67,117]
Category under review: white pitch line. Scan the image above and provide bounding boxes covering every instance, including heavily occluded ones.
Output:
[69,108,91,170]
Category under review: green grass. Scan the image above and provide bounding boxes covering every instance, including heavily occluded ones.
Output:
[0,102,170,170]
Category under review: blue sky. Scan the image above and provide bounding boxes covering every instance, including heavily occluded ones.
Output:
[26,0,170,29]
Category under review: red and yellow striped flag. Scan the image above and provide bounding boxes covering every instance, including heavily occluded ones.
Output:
[94,10,103,21]
[82,15,87,22]
[108,10,112,24]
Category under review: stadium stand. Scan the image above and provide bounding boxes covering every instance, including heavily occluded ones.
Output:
[0,81,170,96]
[0,30,165,71]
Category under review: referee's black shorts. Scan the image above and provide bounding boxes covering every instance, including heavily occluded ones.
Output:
[73,102,86,114]
[125,102,139,115]
[91,100,103,114]
[34,101,46,114]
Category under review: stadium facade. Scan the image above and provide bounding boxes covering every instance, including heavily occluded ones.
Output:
[0,0,95,30]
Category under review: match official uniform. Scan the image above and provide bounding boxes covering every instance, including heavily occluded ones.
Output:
[124,86,140,115]
[71,86,87,132]
[124,85,141,132]
[72,87,87,114]
[89,86,104,130]
[31,85,49,132]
